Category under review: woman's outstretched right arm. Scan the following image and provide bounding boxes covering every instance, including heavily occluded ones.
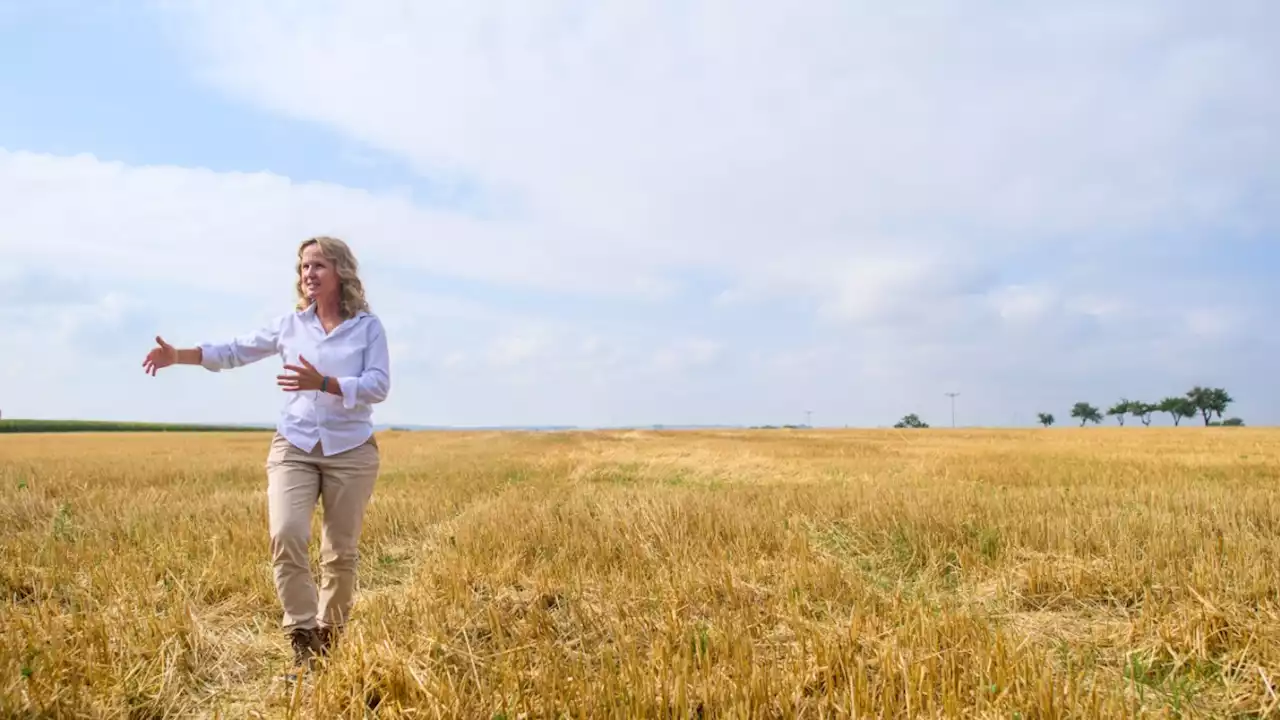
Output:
[143,318,282,375]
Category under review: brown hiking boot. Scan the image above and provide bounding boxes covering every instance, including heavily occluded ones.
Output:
[289,627,323,671]
[317,625,341,657]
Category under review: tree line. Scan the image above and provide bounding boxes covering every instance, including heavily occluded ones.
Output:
[1036,386,1240,427]
[889,385,1243,429]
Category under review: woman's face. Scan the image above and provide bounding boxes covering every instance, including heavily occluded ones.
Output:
[299,243,339,305]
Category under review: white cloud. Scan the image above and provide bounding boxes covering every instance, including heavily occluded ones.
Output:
[1185,307,1245,339]
[988,285,1057,325]
[486,328,554,369]
[161,1,1279,300]
[0,149,681,303]
[650,339,723,374]
[2,1,1277,426]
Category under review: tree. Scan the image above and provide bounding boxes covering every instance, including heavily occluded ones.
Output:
[1128,402,1156,426]
[1157,396,1196,426]
[1070,402,1102,427]
[1037,412,1055,427]
[1185,385,1233,426]
[1107,399,1132,426]
[893,413,929,429]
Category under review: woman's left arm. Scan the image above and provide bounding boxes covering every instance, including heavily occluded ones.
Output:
[335,318,391,409]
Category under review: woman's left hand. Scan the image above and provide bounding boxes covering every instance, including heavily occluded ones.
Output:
[278,355,334,393]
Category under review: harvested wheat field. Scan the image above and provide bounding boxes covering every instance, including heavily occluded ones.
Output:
[2,428,1279,718]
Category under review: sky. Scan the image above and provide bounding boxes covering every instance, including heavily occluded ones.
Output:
[1,0,1277,429]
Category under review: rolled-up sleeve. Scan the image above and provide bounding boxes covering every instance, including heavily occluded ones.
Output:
[337,318,391,409]
[198,319,283,372]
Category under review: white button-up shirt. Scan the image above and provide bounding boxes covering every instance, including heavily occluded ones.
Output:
[198,304,391,456]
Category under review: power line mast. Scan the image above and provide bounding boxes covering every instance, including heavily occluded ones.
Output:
[944,392,960,428]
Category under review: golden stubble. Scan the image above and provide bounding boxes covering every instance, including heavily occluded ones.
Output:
[2,428,1278,718]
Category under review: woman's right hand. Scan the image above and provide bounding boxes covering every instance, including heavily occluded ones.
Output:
[142,336,178,376]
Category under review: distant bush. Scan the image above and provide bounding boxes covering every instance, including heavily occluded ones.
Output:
[0,419,264,433]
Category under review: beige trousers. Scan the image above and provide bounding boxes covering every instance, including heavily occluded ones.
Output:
[264,432,380,632]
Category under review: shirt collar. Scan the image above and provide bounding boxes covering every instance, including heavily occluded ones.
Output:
[299,303,367,322]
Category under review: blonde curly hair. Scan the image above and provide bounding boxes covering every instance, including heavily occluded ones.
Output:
[294,236,370,318]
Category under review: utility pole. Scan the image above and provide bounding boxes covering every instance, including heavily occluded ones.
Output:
[944,392,960,428]
[805,410,812,427]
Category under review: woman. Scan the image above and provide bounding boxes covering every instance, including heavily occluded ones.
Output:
[142,236,391,674]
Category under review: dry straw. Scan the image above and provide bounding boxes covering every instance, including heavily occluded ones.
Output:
[2,428,1278,717]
